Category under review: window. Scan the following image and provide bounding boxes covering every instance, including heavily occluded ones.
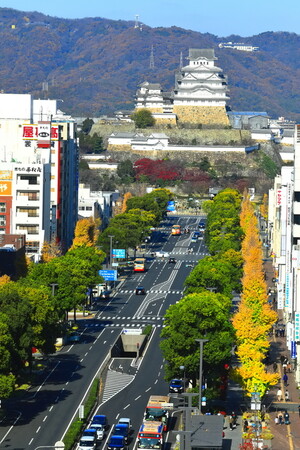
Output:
[0,202,6,212]
[86,206,93,211]
[0,215,6,226]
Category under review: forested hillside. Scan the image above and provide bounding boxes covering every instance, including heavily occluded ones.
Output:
[1,7,300,119]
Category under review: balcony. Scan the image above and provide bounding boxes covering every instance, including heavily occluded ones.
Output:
[16,180,40,189]
[16,195,40,205]
[15,213,40,224]
[293,224,300,239]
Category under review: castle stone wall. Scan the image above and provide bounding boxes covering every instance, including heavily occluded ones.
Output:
[173,105,229,125]
[107,144,132,152]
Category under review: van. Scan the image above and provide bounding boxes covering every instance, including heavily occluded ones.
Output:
[78,435,96,449]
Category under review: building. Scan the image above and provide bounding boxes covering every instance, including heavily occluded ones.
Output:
[173,48,229,125]
[268,124,300,383]
[78,184,119,228]
[134,48,230,126]
[0,93,78,259]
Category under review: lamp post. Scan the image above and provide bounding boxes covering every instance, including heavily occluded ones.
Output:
[108,235,114,269]
[180,365,186,393]
[195,338,208,413]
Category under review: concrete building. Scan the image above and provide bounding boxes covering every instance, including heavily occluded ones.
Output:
[0,93,78,258]
[269,124,300,383]
[78,184,119,228]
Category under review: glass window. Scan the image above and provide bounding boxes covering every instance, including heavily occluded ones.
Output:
[0,203,6,212]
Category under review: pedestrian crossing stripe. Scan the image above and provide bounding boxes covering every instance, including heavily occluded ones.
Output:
[117,289,184,294]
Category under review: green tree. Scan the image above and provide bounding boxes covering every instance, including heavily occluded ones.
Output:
[81,118,94,134]
[160,292,234,391]
[184,256,237,297]
[131,109,155,128]
[91,133,103,153]
[117,160,135,181]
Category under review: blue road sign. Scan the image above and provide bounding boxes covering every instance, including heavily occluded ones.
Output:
[99,270,118,281]
[112,249,126,258]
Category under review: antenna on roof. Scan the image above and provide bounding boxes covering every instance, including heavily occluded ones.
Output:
[179,51,183,69]
[150,45,155,69]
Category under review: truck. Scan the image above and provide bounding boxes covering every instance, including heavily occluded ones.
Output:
[107,435,127,450]
[137,421,164,450]
[144,395,172,431]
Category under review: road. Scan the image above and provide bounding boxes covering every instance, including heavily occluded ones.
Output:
[0,215,208,450]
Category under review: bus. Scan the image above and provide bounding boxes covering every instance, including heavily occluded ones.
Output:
[134,257,147,272]
[137,421,164,450]
[171,224,181,236]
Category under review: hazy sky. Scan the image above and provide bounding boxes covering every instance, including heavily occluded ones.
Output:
[3,0,300,37]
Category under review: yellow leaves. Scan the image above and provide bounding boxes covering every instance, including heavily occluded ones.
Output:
[41,238,62,262]
[70,217,100,249]
[0,274,11,286]
[233,193,277,397]
[121,192,133,214]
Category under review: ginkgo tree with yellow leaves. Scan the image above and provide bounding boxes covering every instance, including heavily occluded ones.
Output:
[233,194,278,396]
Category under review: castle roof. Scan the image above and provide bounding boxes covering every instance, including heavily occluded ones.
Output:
[188,48,217,60]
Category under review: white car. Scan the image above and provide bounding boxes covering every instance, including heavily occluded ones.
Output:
[155,250,170,258]
[118,417,132,429]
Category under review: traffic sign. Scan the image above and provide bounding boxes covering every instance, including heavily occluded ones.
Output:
[112,248,126,258]
[99,270,118,281]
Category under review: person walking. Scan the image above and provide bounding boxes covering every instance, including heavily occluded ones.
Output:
[273,361,278,372]
[283,373,288,387]
[278,411,284,425]
[277,388,282,401]
[243,419,249,432]
[229,415,233,430]
[285,390,290,401]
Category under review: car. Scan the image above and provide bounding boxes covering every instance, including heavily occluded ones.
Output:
[113,423,129,443]
[68,331,80,343]
[168,257,176,264]
[169,378,184,394]
[199,221,206,230]
[100,290,111,299]
[118,418,132,429]
[82,429,97,440]
[90,422,104,440]
[155,250,170,258]
[135,286,146,295]
[91,414,108,430]
[78,435,97,450]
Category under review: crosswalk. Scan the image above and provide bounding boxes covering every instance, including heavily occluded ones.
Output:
[101,370,135,403]
[83,320,166,329]
[117,289,184,294]
[146,251,208,256]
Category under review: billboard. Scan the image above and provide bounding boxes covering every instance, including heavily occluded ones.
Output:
[99,270,118,281]
[112,249,126,258]
[0,181,12,196]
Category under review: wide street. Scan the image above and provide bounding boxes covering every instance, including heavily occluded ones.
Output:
[0,214,208,450]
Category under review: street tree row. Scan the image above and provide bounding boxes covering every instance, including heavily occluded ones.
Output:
[161,188,244,402]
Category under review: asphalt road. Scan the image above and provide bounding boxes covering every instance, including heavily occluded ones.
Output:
[0,215,208,450]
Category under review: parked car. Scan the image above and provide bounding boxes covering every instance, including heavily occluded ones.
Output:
[135,286,146,295]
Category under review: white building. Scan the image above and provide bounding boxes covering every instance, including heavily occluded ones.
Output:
[269,124,300,383]
[0,93,78,258]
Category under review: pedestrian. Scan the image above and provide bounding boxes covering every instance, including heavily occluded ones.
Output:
[283,373,288,387]
[278,411,284,425]
[285,390,290,401]
[298,405,300,417]
[274,416,279,425]
[277,388,282,401]
[243,419,248,432]
[283,361,287,373]
[280,355,285,364]
[287,362,292,373]
[273,361,278,372]
[229,415,233,430]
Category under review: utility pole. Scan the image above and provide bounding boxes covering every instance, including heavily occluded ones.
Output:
[195,338,208,413]
[108,235,114,269]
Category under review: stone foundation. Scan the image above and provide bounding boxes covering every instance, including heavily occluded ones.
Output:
[173,105,229,126]
[154,117,177,126]
[107,144,132,152]
[135,107,164,114]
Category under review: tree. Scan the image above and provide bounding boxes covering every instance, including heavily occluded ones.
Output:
[160,292,234,393]
[81,118,94,134]
[184,256,237,298]
[71,217,101,249]
[131,109,155,128]
[117,160,135,181]
[41,238,62,262]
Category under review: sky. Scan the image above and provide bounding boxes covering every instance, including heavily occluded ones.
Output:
[2,0,300,37]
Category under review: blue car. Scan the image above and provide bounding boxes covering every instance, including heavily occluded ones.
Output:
[169,378,184,393]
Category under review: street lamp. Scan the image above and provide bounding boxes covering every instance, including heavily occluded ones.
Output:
[180,365,186,393]
[195,338,208,413]
[108,235,114,269]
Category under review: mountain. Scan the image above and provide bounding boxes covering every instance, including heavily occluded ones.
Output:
[1,7,300,120]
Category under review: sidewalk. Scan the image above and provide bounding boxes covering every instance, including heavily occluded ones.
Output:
[263,258,300,450]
